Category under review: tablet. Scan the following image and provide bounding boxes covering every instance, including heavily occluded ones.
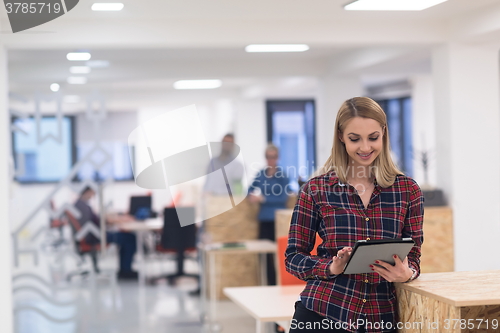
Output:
[342,238,415,275]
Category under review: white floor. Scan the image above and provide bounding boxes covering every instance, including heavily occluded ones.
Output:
[12,242,258,333]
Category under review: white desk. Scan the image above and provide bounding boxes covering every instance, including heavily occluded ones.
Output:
[223,285,304,333]
[119,218,163,286]
[202,240,277,331]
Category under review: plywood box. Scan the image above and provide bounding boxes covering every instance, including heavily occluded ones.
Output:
[396,271,500,333]
[421,206,454,273]
[204,195,260,299]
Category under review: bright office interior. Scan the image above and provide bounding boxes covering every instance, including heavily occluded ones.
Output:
[2,0,500,332]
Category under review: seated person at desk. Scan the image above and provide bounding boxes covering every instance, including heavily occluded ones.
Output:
[74,186,138,280]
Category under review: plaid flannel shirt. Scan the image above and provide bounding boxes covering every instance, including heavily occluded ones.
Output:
[285,171,424,333]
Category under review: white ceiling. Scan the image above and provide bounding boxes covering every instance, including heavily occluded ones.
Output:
[4,0,500,111]
[2,0,496,28]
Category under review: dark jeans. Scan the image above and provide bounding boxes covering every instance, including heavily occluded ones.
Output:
[259,221,276,285]
[290,302,397,333]
[290,301,354,333]
[107,231,137,272]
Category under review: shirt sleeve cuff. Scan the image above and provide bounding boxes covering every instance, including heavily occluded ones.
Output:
[313,258,335,280]
[407,262,420,281]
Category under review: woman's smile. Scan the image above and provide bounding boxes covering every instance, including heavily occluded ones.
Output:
[357,151,373,160]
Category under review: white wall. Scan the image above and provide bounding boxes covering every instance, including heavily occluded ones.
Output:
[433,43,500,271]
[234,98,267,183]
[410,75,437,188]
[316,75,364,170]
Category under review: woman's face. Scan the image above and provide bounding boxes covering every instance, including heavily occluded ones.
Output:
[340,117,384,168]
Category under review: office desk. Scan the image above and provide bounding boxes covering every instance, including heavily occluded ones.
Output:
[202,240,277,330]
[119,218,163,286]
[396,270,500,333]
[223,285,303,333]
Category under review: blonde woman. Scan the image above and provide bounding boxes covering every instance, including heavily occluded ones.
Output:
[286,97,423,333]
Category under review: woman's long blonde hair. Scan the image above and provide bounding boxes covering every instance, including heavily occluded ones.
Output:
[322,97,403,188]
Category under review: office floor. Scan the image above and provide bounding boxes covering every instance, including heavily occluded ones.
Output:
[12,245,257,333]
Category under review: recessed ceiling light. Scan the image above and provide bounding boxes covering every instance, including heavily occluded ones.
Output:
[245,44,309,53]
[67,52,91,61]
[70,66,91,74]
[91,3,124,11]
[50,83,60,92]
[86,60,110,68]
[67,77,87,84]
[344,0,448,11]
[173,80,222,90]
[63,95,81,103]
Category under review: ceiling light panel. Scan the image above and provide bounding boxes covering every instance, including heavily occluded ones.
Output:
[67,52,91,61]
[173,80,222,90]
[245,44,309,52]
[91,3,124,11]
[344,0,448,11]
[50,83,60,92]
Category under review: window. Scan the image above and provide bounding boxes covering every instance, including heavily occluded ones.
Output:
[376,97,413,177]
[76,141,134,181]
[12,116,76,183]
[11,115,134,183]
[75,111,135,182]
[266,100,316,190]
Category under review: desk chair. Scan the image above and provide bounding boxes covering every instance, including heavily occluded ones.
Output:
[151,207,199,285]
[64,210,103,279]
[274,234,320,333]
[276,233,321,285]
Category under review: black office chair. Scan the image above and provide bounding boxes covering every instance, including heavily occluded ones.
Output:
[151,207,199,285]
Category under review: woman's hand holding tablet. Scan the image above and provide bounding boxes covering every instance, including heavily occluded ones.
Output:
[370,256,414,283]
[328,246,353,275]
[341,238,415,275]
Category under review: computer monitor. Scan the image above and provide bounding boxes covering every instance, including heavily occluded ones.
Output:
[129,195,152,218]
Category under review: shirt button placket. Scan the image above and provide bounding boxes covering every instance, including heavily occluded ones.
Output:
[362,279,370,306]
[365,217,371,240]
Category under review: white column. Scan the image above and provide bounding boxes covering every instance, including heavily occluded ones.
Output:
[0,45,14,332]
[433,43,500,271]
[234,99,267,180]
[316,75,364,169]
[410,75,436,188]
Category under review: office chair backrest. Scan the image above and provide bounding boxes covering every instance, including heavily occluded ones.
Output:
[161,207,196,251]
[277,233,321,285]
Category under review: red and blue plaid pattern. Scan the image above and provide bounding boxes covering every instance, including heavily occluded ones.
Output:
[285,171,424,332]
